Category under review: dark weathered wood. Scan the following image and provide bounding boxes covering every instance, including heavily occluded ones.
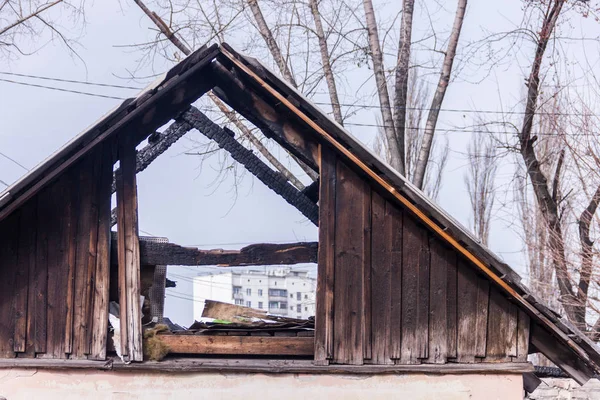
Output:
[43,174,71,359]
[0,356,535,374]
[389,201,404,362]
[315,145,336,365]
[90,142,114,360]
[212,61,320,171]
[183,107,319,225]
[149,265,167,323]
[516,310,531,362]
[369,192,393,364]
[487,288,515,361]
[474,277,489,358]
[523,372,542,393]
[447,252,458,359]
[333,160,367,365]
[456,261,479,362]
[416,227,430,359]
[428,237,448,364]
[64,165,80,355]
[116,139,143,362]
[14,200,35,354]
[158,335,314,356]
[115,167,128,358]
[0,213,19,358]
[111,239,318,267]
[71,155,96,359]
[530,322,595,385]
[402,214,424,365]
[507,302,519,358]
[362,186,372,360]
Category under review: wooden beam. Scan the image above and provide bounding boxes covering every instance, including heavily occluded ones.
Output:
[111,239,317,266]
[182,106,319,225]
[211,61,319,173]
[115,139,143,362]
[0,357,535,375]
[157,335,314,356]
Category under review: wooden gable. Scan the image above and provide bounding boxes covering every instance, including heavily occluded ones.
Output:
[315,146,530,366]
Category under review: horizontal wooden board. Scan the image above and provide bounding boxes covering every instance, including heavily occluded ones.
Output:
[158,335,314,356]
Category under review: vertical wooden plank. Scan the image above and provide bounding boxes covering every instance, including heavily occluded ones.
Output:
[507,302,518,357]
[0,213,19,358]
[44,174,71,359]
[428,237,447,364]
[515,310,531,361]
[369,192,393,365]
[14,201,35,354]
[387,200,402,362]
[474,277,489,358]
[362,187,372,360]
[447,253,458,360]
[332,160,365,365]
[116,138,143,362]
[90,142,114,360]
[456,261,478,362]
[315,144,336,365]
[64,166,80,355]
[72,155,95,359]
[416,228,430,359]
[401,214,422,365]
[82,148,103,356]
[486,287,512,361]
[33,192,48,355]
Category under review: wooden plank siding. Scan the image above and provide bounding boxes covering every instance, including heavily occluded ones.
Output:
[316,152,530,365]
[0,143,114,360]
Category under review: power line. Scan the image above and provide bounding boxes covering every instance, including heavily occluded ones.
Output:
[0,77,126,100]
[0,71,143,90]
[0,151,29,171]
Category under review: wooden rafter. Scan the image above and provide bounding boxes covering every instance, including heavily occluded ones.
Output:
[110,239,318,267]
[182,106,319,225]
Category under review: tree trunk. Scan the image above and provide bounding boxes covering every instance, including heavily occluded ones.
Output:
[308,0,343,126]
[577,184,600,326]
[362,0,402,174]
[515,0,578,321]
[392,0,415,176]
[413,0,467,189]
[247,0,298,88]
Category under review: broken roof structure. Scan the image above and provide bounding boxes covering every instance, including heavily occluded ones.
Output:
[1,43,600,394]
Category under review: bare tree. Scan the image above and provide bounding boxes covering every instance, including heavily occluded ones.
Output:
[464,131,497,247]
[0,0,85,60]
[413,0,467,189]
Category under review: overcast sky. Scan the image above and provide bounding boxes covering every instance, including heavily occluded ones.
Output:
[1,1,599,326]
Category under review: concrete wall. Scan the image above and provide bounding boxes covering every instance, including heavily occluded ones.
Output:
[527,377,600,399]
[0,369,523,400]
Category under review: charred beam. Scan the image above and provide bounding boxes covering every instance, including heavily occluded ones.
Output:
[301,179,319,203]
[211,61,319,175]
[110,239,318,266]
[182,106,319,225]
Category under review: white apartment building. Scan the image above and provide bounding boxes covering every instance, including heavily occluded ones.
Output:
[192,268,316,321]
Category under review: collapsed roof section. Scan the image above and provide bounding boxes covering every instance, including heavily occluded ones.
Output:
[1,43,600,384]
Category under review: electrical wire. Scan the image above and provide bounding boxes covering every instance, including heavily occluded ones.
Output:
[0,71,143,90]
[0,77,127,100]
[0,151,29,171]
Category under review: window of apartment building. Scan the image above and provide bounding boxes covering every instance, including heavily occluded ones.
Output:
[235,299,243,305]
[305,307,308,311]
[296,304,301,312]
[233,286,241,294]
[290,293,293,298]
[258,289,263,297]
[269,301,278,309]
[305,294,308,299]
[280,302,288,309]
[258,301,263,309]
[246,288,251,296]
[290,306,293,310]
[297,292,301,301]
[269,289,287,297]
[246,301,252,308]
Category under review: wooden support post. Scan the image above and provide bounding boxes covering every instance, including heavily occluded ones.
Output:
[115,138,143,362]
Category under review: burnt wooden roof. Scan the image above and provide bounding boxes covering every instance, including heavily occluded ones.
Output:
[1,43,600,384]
